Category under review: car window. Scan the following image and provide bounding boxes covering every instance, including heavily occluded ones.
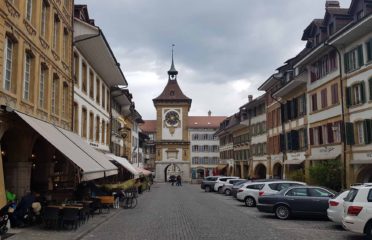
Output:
[277,183,292,191]
[220,178,228,182]
[368,189,372,202]
[246,184,264,190]
[286,188,309,197]
[206,177,217,181]
[308,188,332,197]
[344,188,358,202]
[268,183,279,190]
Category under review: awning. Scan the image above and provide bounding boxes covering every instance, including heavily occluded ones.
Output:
[105,153,139,178]
[307,154,341,161]
[134,167,152,176]
[216,164,228,170]
[284,160,305,165]
[16,111,118,181]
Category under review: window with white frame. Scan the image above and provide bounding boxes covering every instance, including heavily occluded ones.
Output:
[23,53,32,101]
[51,75,59,114]
[352,84,363,105]
[26,0,33,22]
[41,1,47,37]
[344,45,364,73]
[355,121,365,144]
[3,37,13,91]
[313,128,319,145]
[39,66,46,108]
[53,15,59,50]
[333,122,342,143]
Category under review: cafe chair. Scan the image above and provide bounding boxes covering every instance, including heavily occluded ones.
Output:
[61,208,80,230]
[42,207,61,229]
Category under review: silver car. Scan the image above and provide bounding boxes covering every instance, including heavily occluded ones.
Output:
[220,179,247,195]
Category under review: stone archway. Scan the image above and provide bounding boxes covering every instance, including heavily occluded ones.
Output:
[356,165,372,183]
[254,164,266,179]
[164,163,181,182]
[273,163,283,179]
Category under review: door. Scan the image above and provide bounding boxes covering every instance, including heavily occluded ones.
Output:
[284,187,312,213]
[308,187,333,215]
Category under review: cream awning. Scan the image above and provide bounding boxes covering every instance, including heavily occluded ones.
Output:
[105,153,139,178]
[16,111,118,181]
[134,167,152,176]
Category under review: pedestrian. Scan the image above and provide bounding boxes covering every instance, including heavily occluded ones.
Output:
[176,175,182,186]
[170,175,176,186]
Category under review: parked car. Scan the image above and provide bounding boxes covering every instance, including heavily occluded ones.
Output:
[200,176,224,192]
[342,184,372,237]
[213,176,240,192]
[237,180,306,207]
[257,186,336,220]
[232,181,252,198]
[327,190,349,224]
[220,179,247,195]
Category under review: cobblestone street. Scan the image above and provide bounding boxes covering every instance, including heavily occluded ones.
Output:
[80,183,364,240]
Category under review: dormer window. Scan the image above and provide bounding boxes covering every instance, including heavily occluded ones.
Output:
[329,23,334,36]
[356,10,364,20]
[170,91,175,96]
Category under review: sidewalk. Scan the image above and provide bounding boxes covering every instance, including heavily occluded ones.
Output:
[3,209,122,240]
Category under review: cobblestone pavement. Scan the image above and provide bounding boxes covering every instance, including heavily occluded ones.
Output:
[81,183,365,240]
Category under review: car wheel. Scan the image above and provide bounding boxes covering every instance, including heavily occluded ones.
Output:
[275,205,290,220]
[244,197,256,207]
[365,221,372,237]
[205,186,211,192]
[225,189,231,196]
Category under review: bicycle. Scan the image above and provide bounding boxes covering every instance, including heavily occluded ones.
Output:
[119,189,138,209]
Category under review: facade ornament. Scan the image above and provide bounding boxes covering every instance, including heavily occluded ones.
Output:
[5,1,20,18]
[23,19,36,36]
[39,37,50,50]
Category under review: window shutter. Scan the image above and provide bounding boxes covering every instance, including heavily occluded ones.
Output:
[361,81,366,103]
[344,52,349,73]
[309,128,314,145]
[357,45,364,67]
[280,134,285,152]
[318,126,323,145]
[339,120,345,142]
[367,40,372,62]
[286,132,292,151]
[345,122,355,145]
[364,119,372,144]
[292,99,298,119]
[369,78,372,101]
[327,123,334,143]
[291,130,299,150]
[346,87,351,107]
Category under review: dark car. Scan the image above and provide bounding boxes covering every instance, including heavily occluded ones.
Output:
[200,176,223,192]
[257,186,336,220]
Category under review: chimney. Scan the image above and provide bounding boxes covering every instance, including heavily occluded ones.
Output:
[208,110,211,116]
[325,1,340,9]
[248,95,253,102]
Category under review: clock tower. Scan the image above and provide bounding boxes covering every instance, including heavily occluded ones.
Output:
[152,48,192,182]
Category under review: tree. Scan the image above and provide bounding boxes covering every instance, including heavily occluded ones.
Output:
[308,159,342,191]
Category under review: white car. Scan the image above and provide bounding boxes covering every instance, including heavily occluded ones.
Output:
[237,180,306,207]
[220,179,246,195]
[327,190,349,224]
[342,184,372,237]
[213,176,239,192]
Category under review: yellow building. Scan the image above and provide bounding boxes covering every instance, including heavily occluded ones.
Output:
[0,0,73,206]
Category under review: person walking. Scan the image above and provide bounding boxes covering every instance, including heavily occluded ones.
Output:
[176,175,182,186]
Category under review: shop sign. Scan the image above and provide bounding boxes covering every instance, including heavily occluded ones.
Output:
[287,152,305,161]
[311,145,341,160]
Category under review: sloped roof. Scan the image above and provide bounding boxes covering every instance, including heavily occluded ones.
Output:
[139,120,156,133]
[188,116,226,129]
[153,80,191,104]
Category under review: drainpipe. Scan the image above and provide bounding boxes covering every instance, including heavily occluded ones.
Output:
[270,74,287,179]
[324,42,347,189]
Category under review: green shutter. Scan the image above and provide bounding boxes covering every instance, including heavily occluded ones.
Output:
[357,45,364,67]
[361,81,366,103]
[346,87,352,107]
[345,122,355,145]
[363,119,372,144]
[367,40,372,62]
[369,78,372,101]
[344,52,350,73]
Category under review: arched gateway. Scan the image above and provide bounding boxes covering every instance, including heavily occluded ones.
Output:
[152,47,192,182]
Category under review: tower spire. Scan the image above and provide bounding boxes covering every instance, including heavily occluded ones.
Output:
[168,44,178,80]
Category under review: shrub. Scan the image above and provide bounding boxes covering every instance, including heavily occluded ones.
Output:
[308,159,342,191]
[287,169,306,182]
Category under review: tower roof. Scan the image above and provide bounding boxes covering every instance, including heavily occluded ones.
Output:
[152,79,191,104]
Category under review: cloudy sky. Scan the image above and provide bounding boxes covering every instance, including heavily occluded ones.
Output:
[75,0,350,119]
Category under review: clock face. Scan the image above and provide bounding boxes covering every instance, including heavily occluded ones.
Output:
[165,111,180,126]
